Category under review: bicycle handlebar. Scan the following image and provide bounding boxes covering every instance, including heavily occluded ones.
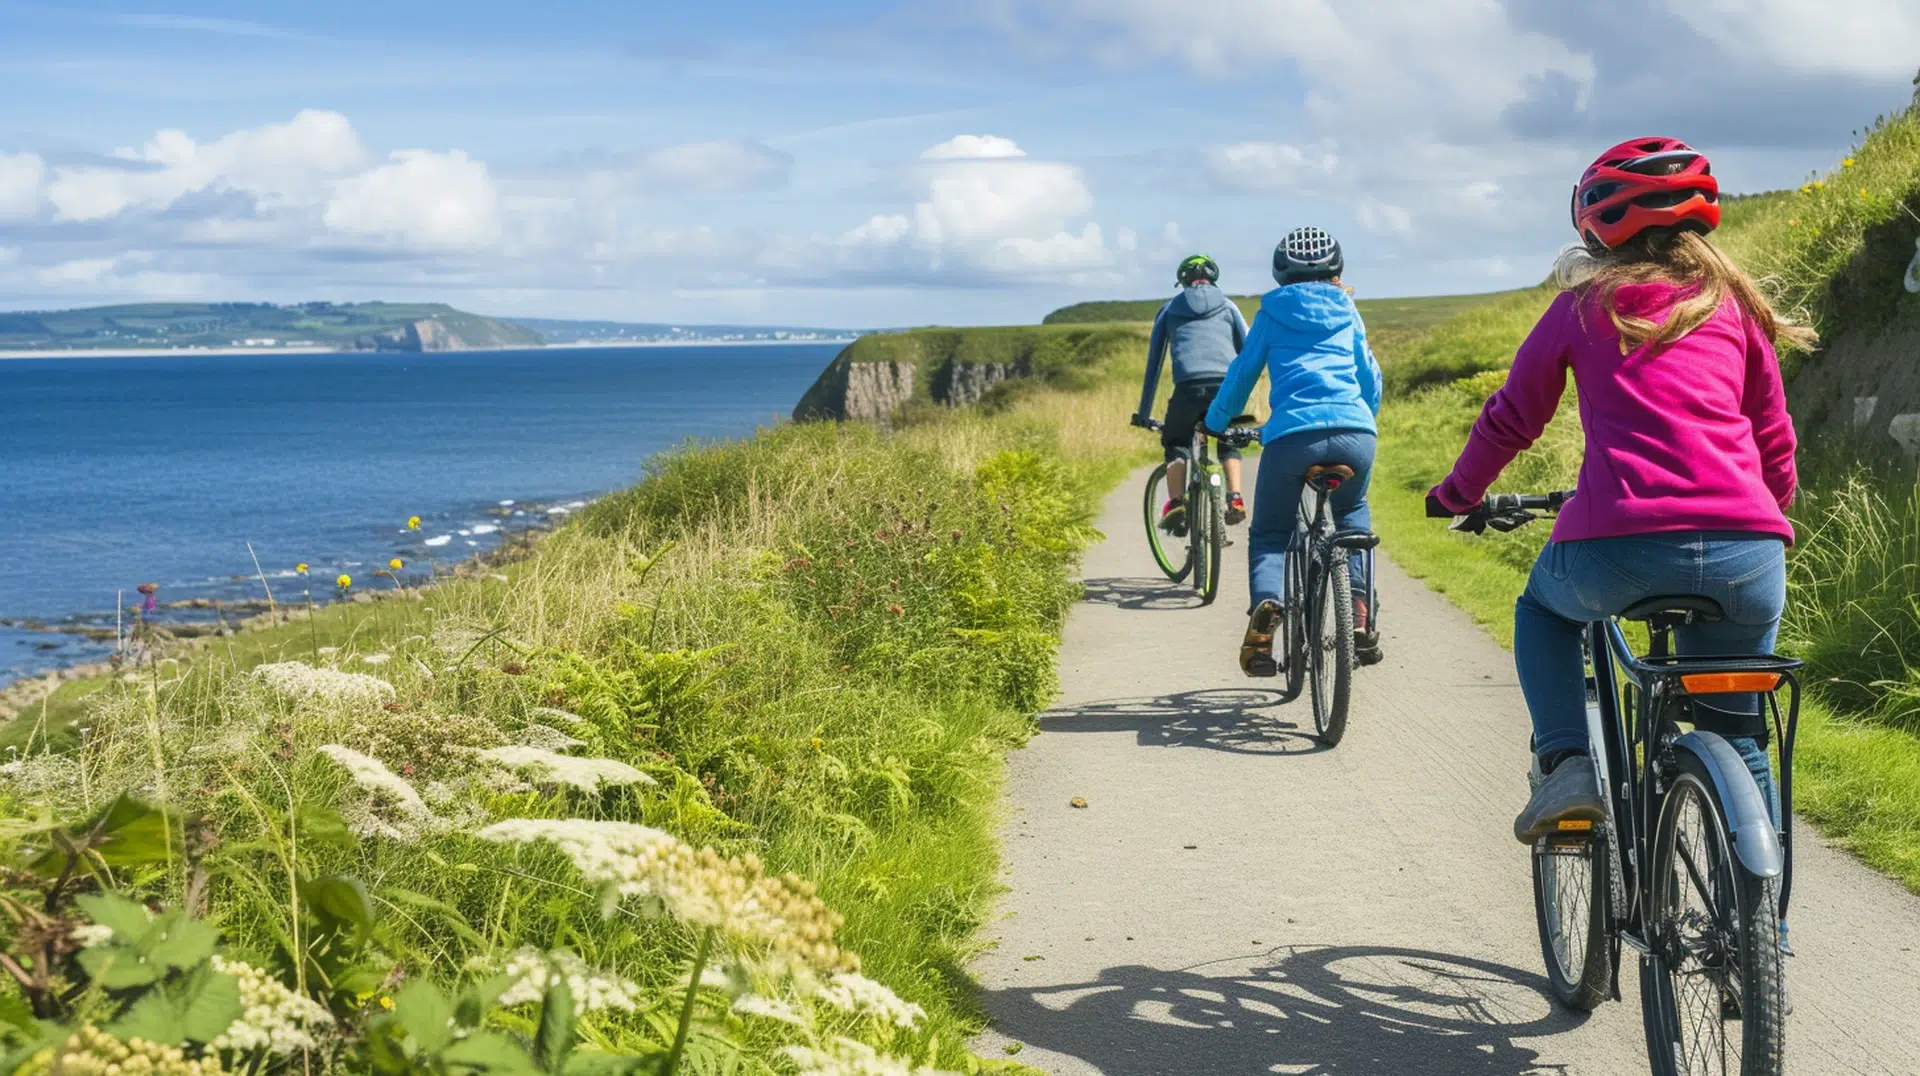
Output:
[1130,415,1262,447]
[1425,489,1576,535]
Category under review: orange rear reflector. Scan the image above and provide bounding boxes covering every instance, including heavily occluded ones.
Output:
[1681,672,1782,694]
[1557,820,1594,832]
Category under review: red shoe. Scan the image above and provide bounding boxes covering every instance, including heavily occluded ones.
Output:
[1159,498,1189,537]
[1224,492,1247,525]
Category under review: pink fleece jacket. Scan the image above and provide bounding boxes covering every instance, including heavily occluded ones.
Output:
[1433,283,1796,544]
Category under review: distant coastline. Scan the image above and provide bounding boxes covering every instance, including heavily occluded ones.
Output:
[0,337,858,360]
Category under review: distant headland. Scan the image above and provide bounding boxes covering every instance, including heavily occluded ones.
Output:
[0,300,865,355]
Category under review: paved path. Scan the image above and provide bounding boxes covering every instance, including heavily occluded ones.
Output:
[973,467,1920,1075]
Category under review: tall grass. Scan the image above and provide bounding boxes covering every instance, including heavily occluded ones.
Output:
[1,390,1129,1068]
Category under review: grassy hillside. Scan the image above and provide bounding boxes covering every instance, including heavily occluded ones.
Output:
[1043,289,1528,369]
[1369,102,1920,890]
[0,301,543,351]
[0,332,1166,1071]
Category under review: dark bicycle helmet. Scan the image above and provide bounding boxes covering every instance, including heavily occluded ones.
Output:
[1176,254,1220,286]
[1273,226,1343,285]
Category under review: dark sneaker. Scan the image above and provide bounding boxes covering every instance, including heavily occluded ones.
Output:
[1159,498,1189,537]
[1354,598,1383,665]
[1513,754,1605,844]
[1224,492,1248,526]
[1240,600,1281,677]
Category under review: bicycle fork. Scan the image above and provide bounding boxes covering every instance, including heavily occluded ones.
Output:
[1582,632,1635,1001]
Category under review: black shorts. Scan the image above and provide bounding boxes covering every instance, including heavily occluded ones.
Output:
[1161,378,1241,463]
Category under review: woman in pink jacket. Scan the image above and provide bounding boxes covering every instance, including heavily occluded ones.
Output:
[1429,137,1814,843]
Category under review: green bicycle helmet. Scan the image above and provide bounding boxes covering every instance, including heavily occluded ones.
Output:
[1176,254,1221,287]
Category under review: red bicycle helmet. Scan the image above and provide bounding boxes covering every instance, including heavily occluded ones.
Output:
[1571,137,1720,251]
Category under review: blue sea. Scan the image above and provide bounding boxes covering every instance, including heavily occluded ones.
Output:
[0,343,842,686]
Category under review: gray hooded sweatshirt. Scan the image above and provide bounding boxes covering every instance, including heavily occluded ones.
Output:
[1137,283,1250,416]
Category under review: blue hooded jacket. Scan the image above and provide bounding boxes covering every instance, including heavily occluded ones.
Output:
[1206,281,1382,442]
[1136,283,1249,416]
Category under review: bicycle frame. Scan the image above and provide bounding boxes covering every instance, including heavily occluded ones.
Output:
[1291,478,1376,616]
[1185,427,1220,504]
[1582,614,1803,994]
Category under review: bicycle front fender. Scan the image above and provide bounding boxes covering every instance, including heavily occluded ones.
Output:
[1672,731,1783,879]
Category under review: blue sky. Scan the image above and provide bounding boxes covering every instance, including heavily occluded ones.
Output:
[0,1,1914,326]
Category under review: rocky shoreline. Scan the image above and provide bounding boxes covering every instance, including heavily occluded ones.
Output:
[0,532,548,722]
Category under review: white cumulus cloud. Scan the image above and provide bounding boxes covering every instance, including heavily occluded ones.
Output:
[831,135,1115,280]
[47,109,365,222]
[920,134,1028,161]
[324,149,502,250]
[1662,0,1920,77]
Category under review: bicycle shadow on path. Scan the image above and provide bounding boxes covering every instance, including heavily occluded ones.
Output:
[1079,576,1212,612]
[985,944,1586,1076]
[1040,688,1325,756]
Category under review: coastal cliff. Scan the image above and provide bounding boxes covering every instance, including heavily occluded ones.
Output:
[793,324,1145,426]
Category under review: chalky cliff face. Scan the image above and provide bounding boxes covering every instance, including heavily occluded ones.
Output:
[792,324,1144,427]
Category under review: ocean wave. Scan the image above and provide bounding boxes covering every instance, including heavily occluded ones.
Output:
[469,523,500,535]
[424,535,452,547]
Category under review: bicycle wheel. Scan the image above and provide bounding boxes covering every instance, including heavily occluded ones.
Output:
[1143,462,1192,582]
[1277,540,1307,704]
[1197,477,1225,606]
[1307,551,1354,746]
[1533,826,1611,1011]
[1189,481,1214,602]
[1641,753,1785,1076]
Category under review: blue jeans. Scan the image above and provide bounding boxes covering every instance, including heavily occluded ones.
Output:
[1516,533,1788,825]
[1249,428,1376,609]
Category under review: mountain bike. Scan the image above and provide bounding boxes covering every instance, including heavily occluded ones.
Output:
[1430,491,1800,1076]
[1271,464,1379,746]
[1137,416,1262,606]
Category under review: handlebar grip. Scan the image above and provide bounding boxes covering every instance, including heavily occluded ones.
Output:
[1424,494,1454,519]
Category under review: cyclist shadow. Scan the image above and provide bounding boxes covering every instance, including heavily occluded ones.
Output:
[985,943,1584,1076]
[1040,688,1324,756]
[1080,576,1212,612]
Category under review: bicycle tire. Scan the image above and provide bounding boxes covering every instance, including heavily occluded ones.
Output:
[1641,753,1785,1076]
[1143,462,1192,582]
[1533,828,1611,1011]
[1198,476,1225,606]
[1278,540,1307,704]
[1189,481,1214,602]
[1308,552,1354,746]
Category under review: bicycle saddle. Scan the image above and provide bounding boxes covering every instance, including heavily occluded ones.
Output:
[1305,463,1355,489]
[1619,595,1725,623]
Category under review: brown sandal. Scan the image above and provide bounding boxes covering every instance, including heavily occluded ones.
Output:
[1240,600,1282,677]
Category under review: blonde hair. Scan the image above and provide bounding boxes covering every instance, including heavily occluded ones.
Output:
[1553,228,1817,353]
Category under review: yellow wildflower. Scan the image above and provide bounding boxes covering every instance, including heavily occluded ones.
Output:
[389,558,404,571]
[337,574,352,589]
[378,995,394,1010]
[1812,180,1826,190]
[407,515,421,530]
[1843,157,1855,168]
[295,563,309,575]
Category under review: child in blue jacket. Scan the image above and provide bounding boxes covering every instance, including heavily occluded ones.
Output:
[1205,227,1383,676]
